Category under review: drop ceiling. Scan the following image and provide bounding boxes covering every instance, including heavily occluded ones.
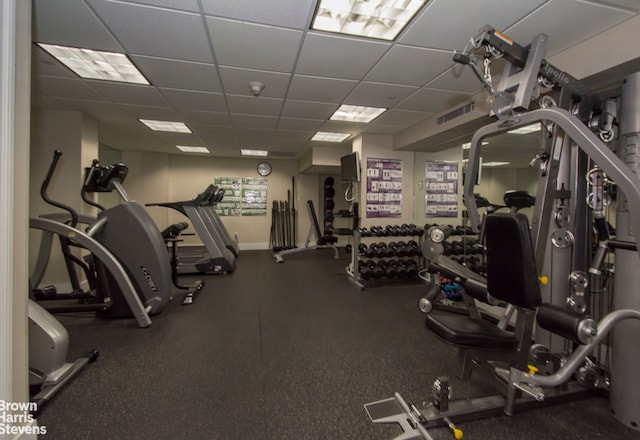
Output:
[31,0,640,161]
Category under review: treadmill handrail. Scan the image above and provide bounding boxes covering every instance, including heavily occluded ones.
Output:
[29,217,152,328]
[464,107,640,261]
[146,185,219,214]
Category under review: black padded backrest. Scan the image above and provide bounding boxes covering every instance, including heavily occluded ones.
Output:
[306,200,323,242]
[484,213,541,309]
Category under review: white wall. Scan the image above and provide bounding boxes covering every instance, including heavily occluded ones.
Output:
[29,109,99,287]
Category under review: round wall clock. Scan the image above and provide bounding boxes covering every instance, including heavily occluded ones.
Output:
[257,161,272,176]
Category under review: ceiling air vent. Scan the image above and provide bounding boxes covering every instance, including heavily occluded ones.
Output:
[437,102,475,125]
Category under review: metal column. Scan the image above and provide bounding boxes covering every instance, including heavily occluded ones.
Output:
[611,71,640,430]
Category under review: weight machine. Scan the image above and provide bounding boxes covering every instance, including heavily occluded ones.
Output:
[366,24,640,438]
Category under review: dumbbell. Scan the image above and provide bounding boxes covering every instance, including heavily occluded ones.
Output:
[395,260,409,278]
[449,241,463,255]
[374,242,394,258]
[386,259,400,278]
[404,259,419,277]
[374,260,389,279]
[406,240,419,257]
[358,260,376,280]
[442,241,453,256]
[395,240,408,257]
[357,227,371,237]
[324,187,336,198]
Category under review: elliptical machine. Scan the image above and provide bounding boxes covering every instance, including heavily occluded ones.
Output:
[31,151,152,328]
[79,158,172,318]
[29,299,98,415]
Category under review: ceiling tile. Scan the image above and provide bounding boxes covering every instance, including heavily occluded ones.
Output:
[179,110,232,126]
[275,130,313,141]
[131,56,222,92]
[87,81,169,106]
[116,103,182,121]
[198,134,239,149]
[226,95,283,116]
[426,65,485,94]
[366,45,453,87]
[344,82,418,108]
[236,128,278,145]
[295,33,390,80]
[206,17,303,72]
[373,109,433,127]
[218,67,291,98]
[160,89,227,112]
[200,0,316,29]
[32,95,71,110]
[505,0,636,57]
[281,100,338,120]
[232,114,279,129]
[400,0,548,50]
[287,75,358,103]
[32,76,106,101]
[56,98,133,124]
[189,124,235,136]
[88,0,213,62]
[116,0,200,12]
[277,117,324,132]
[583,0,640,11]
[33,0,123,51]
[396,87,472,113]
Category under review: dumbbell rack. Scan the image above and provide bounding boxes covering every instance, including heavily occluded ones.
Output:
[346,226,424,290]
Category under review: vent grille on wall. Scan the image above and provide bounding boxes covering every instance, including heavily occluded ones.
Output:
[437,102,476,125]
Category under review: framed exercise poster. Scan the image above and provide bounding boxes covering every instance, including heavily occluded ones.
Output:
[425,161,458,218]
[365,158,403,218]
[214,177,267,216]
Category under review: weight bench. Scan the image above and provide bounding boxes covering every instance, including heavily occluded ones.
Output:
[273,200,339,263]
[424,212,541,380]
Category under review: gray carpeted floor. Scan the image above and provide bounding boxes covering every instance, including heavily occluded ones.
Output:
[36,250,640,440]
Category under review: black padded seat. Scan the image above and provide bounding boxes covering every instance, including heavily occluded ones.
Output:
[425,313,519,351]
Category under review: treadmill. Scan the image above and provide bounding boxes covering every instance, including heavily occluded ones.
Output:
[146,185,235,274]
[199,187,240,257]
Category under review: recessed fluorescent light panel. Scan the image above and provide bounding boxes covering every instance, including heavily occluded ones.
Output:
[176,146,210,153]
[330,105,386,123]
[241,149,269,157]
[139,119,192,133]
[507,124,541,135]
[312,131,351,142]
[482,161,510,167]
[37,43,149,85]
[312,0,427,41]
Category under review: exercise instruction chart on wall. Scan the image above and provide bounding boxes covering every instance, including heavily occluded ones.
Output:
[425,161,458,218]
[365,158,403,218]
[213,177,267,216]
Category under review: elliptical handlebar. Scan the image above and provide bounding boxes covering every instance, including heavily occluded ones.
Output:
[81,159,106,211]
[41,150,79,227]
